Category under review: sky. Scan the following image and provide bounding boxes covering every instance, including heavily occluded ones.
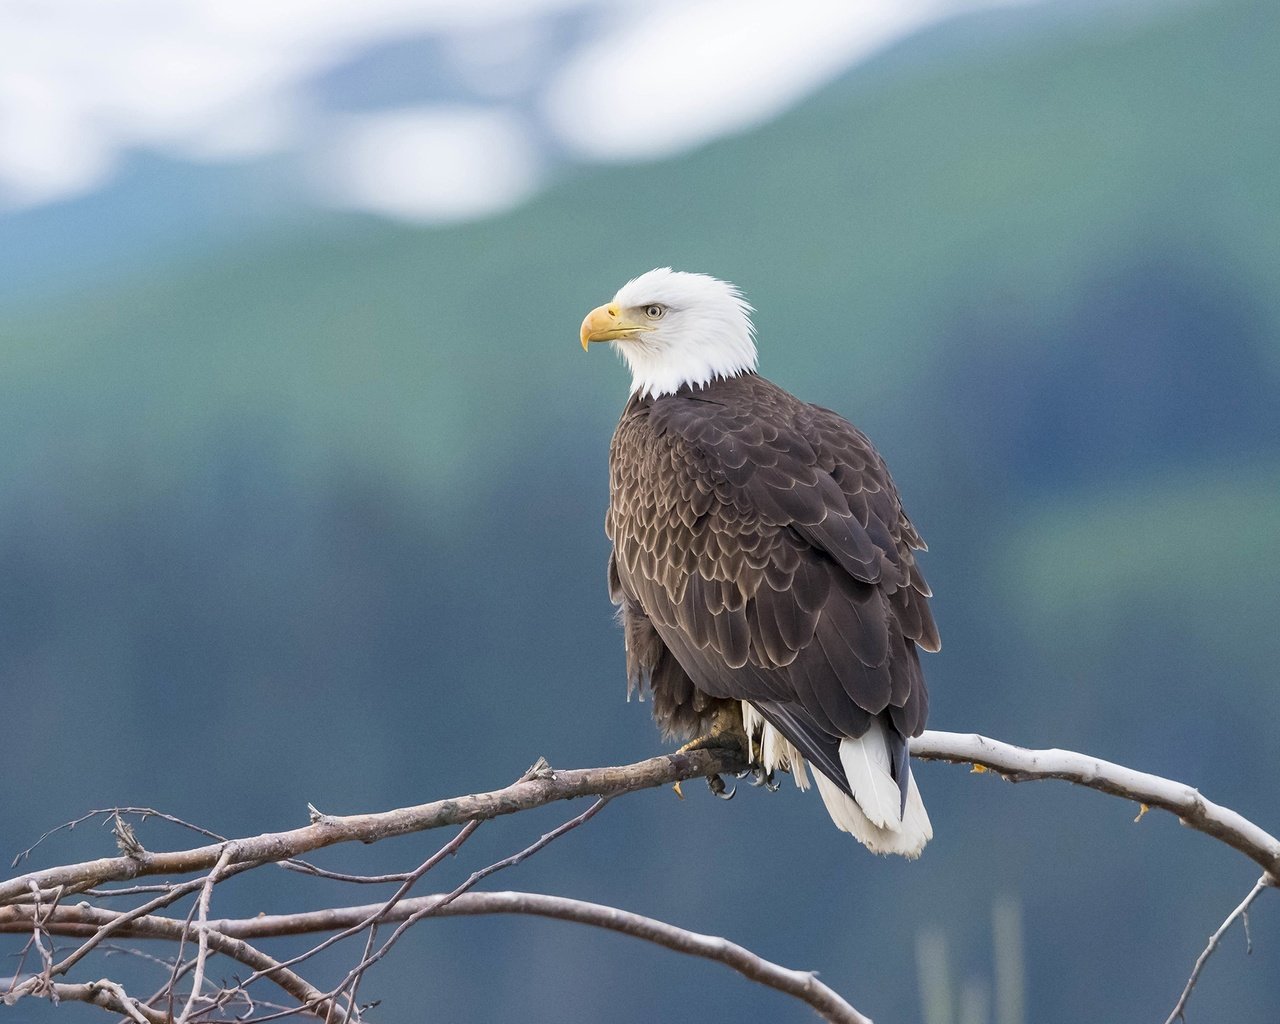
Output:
[0,0,1033,223]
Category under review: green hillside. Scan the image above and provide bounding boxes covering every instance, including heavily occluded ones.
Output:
[3,0,1275,491]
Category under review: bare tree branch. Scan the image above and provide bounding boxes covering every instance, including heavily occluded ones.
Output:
[0,891,870,1024]
[3,733,1277,1023]
[177,843,234,1023]
[911,731,1280,881]
[1163,874,1271,1024]
[324,797,612,1003]
[11,808,227,871]
[0,748,745,908]
[272,889,872,1024]
[217,819,485,1019]
[0,902,335,1016]
[9,735,1276,908]
[329,889,869,1023]
[9,980,168,1023]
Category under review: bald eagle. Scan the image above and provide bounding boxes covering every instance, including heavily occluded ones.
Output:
[581,269,940,857]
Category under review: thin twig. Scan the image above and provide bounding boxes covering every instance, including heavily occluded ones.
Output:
[87,885,192,899]
[334,921,378,1024]
[333,797,611,1001]
[0,900,336,1018]
[138,955,196,1021]
[12,808,227,869]
[6,884,193,1003]
[279,863,419,885]
[167,890,202,1022]
[178,843,235,1023]
[1163,874,1272,1024]
[33,862,257,988]
[27,880,59,994]
[219,819,483,1022]
[97,942,180,974]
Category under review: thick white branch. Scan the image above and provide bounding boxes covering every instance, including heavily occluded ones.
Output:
[911,730,1280,881]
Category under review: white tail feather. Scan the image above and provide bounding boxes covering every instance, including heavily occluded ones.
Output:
[813,768,932,858]
[838,722,900,830]
[741,702,932,858]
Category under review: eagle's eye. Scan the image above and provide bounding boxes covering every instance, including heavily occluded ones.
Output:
[644,304,666,320]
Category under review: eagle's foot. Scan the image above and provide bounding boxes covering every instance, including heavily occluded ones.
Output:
[675,705,749,757]
[748,765,780,792]
[675,732,741,755]
[672,705,747,800]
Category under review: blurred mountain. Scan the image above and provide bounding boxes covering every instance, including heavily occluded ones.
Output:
[0,1,592,303]
[2,1,1277,1022]
[0,0,1168,303]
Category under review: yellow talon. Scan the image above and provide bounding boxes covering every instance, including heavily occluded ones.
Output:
[970,763,988,774]
[1134,803,1150,822]
[673,781,685,800]
[675,705,748,755]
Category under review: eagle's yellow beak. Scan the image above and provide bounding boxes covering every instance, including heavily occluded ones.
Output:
[580,304,653,351]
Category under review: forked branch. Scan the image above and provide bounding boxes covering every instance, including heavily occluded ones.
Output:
[1,732,1275,1024]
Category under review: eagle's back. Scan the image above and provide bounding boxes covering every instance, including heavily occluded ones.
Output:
[606,372,937,764]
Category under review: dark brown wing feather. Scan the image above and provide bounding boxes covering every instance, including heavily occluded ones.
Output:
[607,373,938,792]
[609,551,714,740]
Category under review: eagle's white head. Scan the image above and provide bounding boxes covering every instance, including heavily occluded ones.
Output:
[580,268,757,399]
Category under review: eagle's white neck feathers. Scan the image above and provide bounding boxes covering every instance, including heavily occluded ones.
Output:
[611,268,757,398]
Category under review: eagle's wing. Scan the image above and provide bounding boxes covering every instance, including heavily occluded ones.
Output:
[609,378,937,793]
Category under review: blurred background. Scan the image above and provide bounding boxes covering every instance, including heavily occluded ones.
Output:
[2,0,1278,1020]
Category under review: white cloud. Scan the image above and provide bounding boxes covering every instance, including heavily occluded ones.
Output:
[0,0,587,210]
[314,106,541,222]
[0,0,1041,220]
[0,69,114,205]
[543,0,1027,161]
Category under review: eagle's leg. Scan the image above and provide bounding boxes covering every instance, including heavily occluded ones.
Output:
[674,702,748,756]
[672,702,748,800]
